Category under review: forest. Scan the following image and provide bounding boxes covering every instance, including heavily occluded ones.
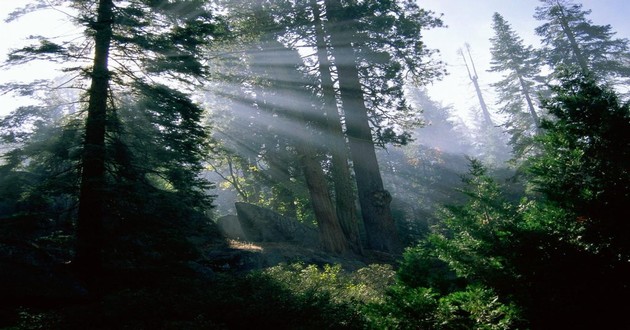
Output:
[0,0,629,329]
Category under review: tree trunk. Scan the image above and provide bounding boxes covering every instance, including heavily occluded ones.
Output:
[312,0,362,255]
[554,4,589,74]
[298,145,349,254]
[324,0,401,254]
[75,0,114,278]
[253,38,350,254]
[461,47,494,127]
[516,72,541,132]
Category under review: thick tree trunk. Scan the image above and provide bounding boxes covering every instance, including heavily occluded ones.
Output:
[298,145,349,254]
[253,38,350,254]
[75,0,114,277]
[324,0,401,254]
[312,0,362,255]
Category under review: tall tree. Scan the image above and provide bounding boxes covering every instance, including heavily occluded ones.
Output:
[250,37,351,254]
[534,0,630,84]
[310,0,362,254]
[458,44,509,165]
[210,1,351,253]
[459,44,494,128]
[322,0,444,253]
[489,13,542,158]
[5,0,222,280]
[75,0,114,277]
[323,0,392,253]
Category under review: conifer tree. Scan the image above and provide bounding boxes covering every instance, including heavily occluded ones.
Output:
[322,0,444,253]
[4,0,223,281]
[534,0,630,84]
[489,12,542,158]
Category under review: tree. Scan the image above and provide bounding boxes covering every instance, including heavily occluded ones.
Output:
[209,0,444,254]
[5,0,222,280]
[457,43,510,165]
[459,44,495,128]
[251,37,351,254]
[0,101,83,241]
[322,0,444,253]
[310,0,362,254]
[534,0,630,84]
[489,12,542,158]
[207,1,352,253]
[402,73,630,328]
[529,71,630,262]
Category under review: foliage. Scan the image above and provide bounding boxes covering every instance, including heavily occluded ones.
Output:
[489,12,543,159]
[405,131,629,328]
[1,0,225,275]
[528,71,630,259]
[396,243,463,294]
[0,102,82,255]
[264,262,395,305]
[365,282,519,329]
[324,0,446,146]
[534,0,630,83]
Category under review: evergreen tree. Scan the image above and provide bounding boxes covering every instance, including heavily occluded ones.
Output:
[4,0,223,281]
[534,0,630,85]
[400,72,630,328]
[310,0,362,254]
[489,12,542,159]
[322,0,444,253]
[210,0,445,254]
[529,70,630,262]
[0,102,83,243]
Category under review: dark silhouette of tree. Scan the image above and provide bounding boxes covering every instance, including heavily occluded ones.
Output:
[4,0,223,284]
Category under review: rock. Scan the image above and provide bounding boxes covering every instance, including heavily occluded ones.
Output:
[202,241,368,273]
[234,202,319,248]
[204,248,264,272]
[216,214,246,240]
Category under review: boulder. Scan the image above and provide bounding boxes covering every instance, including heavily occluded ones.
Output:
[216,214,245,240]
[234,202,319,247]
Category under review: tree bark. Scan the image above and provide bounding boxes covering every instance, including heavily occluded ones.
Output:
[297,144,350,254]
[324,0,401,254]
[312,0,362,255]
[75,0,114,278]
[253,38,350,254]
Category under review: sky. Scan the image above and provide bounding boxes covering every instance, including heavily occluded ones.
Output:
[418,0,630,123]
[1,0,629,120]
[0,1,78,113]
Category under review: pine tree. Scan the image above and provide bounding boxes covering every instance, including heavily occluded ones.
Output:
[211,0,444,254]
[322,0,444,253]
[529,70,630,261]
[489,12,542,159]
[4,0,222,281]
[534,0,630,85]
[310,0,363,254]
